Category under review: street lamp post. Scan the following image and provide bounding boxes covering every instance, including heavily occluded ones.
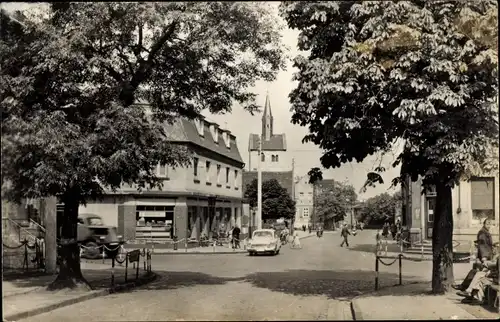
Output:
[257,135,263,230]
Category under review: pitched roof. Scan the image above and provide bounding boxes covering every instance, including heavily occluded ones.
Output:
[242,171,294,197]
[165,118,244,165]
[248,133,286,151]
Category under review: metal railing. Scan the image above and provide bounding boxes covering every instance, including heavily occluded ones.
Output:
[3,217,39,243]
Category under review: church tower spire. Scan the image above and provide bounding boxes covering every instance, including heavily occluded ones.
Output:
[261,92,273,141]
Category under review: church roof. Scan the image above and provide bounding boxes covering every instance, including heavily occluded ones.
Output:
[248,133,286,151]
[242,170,294,197]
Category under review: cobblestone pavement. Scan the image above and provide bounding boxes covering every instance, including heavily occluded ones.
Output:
[22,231,437,321]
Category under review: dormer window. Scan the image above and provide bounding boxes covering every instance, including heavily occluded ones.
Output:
[209,123,219,143]
[222,131,231,149]
[195,117,204,137]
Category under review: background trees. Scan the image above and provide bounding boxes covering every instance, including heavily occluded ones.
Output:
[1,2,286,290]
[314,180,357,229]
[280,1,498,293]
[244,179,296,221]
[358,192,402,227]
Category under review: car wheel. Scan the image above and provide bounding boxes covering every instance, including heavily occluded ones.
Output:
[84,241,101,260]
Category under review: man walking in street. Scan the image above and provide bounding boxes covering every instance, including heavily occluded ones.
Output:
[340,223,351,247]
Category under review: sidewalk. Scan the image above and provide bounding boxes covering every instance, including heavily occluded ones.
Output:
[125,231,317,255]
[351,282,498,320]
[2,262,156,321]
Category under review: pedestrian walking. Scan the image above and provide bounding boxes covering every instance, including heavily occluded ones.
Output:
[382,222,389,238]
[390,222,397,240]
[232,226,241,249]
[340,223,351,247]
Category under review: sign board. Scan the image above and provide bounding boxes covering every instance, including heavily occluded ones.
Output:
[128,249,140,263]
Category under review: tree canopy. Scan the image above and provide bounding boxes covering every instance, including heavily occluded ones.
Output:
[280,0,498,294]
[280,0,498,189]
[1,2,287,205]
[244,179,296,220]
[0,2,287,290]
[358,192,401,226]
[314,180,357,226]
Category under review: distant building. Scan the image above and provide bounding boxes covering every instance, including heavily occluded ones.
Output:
[77,108,245,242]
[247,93,291,172]
[294,176,313,229]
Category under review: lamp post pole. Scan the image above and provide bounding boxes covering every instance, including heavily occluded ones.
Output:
[257,135,263,230]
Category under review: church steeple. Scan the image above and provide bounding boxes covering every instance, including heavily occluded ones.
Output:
[261,92,273,141]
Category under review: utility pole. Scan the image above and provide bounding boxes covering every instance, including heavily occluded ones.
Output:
[257,134,263,230]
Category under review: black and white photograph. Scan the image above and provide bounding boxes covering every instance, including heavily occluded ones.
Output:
[1,1,499,321]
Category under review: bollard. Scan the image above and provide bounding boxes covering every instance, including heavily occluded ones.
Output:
[111,256,115,287]
[398,254,402,285]
[125,254,128,283]
[102,248,106,264]
[213,241,216,253]
[375,256,379,291]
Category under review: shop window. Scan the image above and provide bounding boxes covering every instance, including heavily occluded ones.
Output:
[261,153,265,162]
[136,205,175,237]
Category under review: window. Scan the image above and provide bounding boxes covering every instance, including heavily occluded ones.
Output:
[226,167,230,184]
[303,208,309,217]
[158,163,167,177]
[300,192,304,196]
[234,170,238,186]
[217,164,221,184]
[271,155,276,162]
[206,161,211,182]
[471,177,495,221]
[193,157,199,177]
[261,153,265,162]
[275,155,279,162]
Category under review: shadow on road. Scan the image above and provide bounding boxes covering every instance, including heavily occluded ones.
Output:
[243,269,419,300]
[139,271,239,291]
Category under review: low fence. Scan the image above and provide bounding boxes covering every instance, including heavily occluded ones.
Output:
[79,243,152,286]
[2,238,45,273]
[130,236,251,253]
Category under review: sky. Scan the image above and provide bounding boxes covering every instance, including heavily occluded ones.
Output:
[2,2,402,200]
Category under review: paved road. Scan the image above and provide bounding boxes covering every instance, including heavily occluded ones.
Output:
[23,230,433,321]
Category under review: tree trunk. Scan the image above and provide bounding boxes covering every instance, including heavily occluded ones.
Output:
[47,194,91,291]
[431,180,454,294]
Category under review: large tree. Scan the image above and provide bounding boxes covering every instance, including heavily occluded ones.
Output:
[244,179,296,221]
[314,180,357,229]
[1,3,286,290]
[280,1,498,293]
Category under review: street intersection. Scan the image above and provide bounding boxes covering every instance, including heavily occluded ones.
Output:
[23,231,433,321]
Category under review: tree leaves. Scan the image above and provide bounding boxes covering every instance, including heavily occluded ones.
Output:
[1,3,286,204]
[314,179,357,224]
[280,0,498,190]
[244,179,296,220]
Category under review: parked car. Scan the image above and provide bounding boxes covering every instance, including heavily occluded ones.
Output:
[77,213,122,259]
[247,229,281,256]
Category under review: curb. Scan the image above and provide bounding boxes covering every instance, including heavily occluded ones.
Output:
[3,272,158,322]
[350,300,363,321]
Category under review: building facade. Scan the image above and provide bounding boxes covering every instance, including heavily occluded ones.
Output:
[247,94,292,172]
[293,175,313,229]
[78,115,245,242]
[403,175,499,247]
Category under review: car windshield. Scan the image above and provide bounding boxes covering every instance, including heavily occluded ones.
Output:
[88,217,104,226]
[253,231,272,238]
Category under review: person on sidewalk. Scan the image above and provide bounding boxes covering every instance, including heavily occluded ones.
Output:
[457,253,498,304]
[232,226,241,249]
[340,223,351,247]
[452,219,494,291]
